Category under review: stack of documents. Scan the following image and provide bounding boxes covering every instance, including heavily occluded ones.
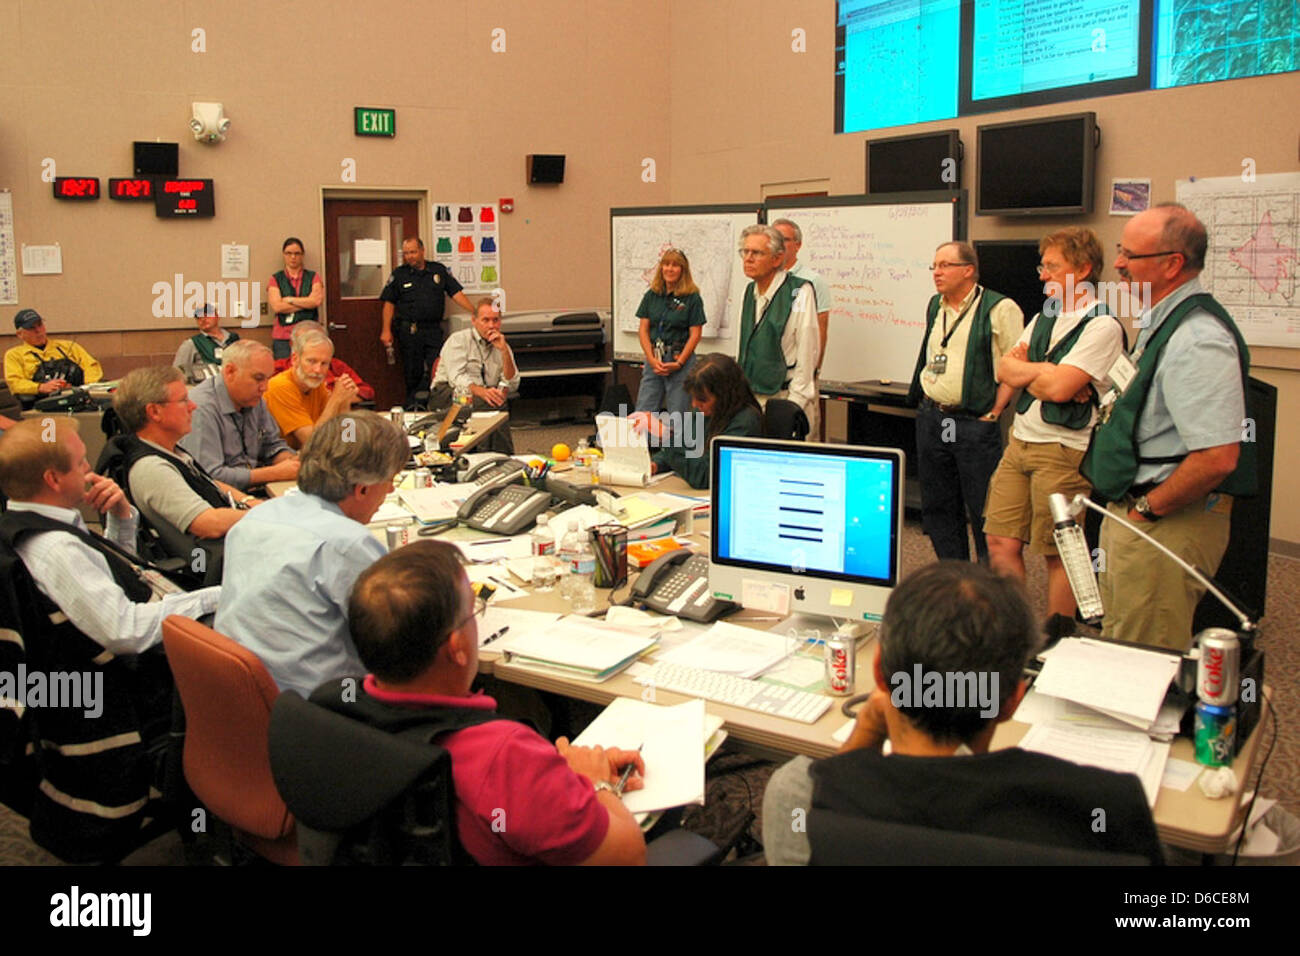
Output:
[1014,638,1186,806]
[573,698,709,813]
[399,484,474,524]
[658,620,800,679]
[496,615,659,681]
[595,414,655,486]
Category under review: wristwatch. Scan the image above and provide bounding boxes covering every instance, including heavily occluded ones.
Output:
[592,780,615,794]
[1132,495,1160,522]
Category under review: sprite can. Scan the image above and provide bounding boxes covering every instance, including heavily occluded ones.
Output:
[1194,701,1236,767]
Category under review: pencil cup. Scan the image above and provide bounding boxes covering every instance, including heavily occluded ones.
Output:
[590,524,628,588]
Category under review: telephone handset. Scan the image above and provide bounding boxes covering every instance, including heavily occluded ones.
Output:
[460,453,525,485]
[630,551,739,623]
[456,473,551,534]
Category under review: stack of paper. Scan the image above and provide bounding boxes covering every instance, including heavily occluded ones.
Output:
[658,620,799,679]
[497,615,658,681]
[595,414,654,486]
[573,698,708,813]
[399,484,475,524]
[1031,638,1182,730]
[1018,721,1170,807]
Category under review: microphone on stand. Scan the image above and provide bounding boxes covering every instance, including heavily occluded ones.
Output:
[1048,492,1104,621]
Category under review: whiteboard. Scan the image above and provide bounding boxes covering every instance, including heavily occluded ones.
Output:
[767,193,964,384]
[1176,172,1300,349]
[610,205,760,359]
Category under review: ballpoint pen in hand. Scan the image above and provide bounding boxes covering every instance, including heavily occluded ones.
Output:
[613,743,644,797]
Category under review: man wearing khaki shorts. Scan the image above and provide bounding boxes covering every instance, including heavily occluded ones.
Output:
[985,229,1124,638]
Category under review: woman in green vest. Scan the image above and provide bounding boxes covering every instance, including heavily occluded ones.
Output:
[649,353,762,489]
[268,237,323,360]
[635,248,706,418]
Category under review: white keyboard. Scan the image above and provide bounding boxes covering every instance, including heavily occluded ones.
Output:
[634,661,833,724]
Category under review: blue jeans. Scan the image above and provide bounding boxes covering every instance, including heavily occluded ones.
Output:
[635,351,696,417]
[915,399,1004,562]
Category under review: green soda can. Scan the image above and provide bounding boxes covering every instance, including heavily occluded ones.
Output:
[1194,701,1236,767]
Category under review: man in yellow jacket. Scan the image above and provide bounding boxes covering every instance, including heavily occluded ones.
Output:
[4,309,103,406]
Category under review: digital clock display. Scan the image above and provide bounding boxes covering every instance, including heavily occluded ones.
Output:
[154,179,215,218]
[52,177,100,200]
[108,177,154,201]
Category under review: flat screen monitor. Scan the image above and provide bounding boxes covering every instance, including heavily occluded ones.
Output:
[709,437,903,623]
[866,129,961,193]
[133,141,179,177]
[973,239,1046,323]
[975,112,1097,216]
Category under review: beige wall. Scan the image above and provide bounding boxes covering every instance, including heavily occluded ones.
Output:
[3,0,1299,541]
[668,0,1300,543]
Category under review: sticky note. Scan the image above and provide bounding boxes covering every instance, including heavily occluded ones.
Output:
[830,587,853,607]
[742,579,790,615]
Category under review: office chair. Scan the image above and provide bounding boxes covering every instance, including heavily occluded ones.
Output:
[95,435,223,586]
[161,615,298,865]
[269,691,730,866]
[762,399,809,442]
[807,812,1153,865]
[269,690,467,865]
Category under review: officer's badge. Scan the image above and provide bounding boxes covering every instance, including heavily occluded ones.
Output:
[434,274,442,284]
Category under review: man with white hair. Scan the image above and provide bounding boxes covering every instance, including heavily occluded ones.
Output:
[735,224,820,432]
[264,327,361,449]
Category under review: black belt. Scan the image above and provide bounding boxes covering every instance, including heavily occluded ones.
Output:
[920,396,974,417]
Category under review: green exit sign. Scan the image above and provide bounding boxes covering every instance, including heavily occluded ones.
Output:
[354,107,395,137]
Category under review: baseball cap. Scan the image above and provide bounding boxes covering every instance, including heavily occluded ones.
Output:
[13,309,42,330]
[193,303,219,318]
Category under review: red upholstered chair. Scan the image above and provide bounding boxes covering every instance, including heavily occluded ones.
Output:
[162,615,298,865]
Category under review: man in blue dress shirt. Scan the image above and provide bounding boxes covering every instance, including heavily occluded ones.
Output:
[215,410,409,696]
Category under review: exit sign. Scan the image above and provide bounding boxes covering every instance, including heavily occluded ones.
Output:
[354,107,395,137]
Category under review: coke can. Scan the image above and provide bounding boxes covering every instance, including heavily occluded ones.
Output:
[413,468,433,488]
[1197,628,1240,706]
[824,635,855,697]
[389,406,405,425]
[1194,701,1236,767]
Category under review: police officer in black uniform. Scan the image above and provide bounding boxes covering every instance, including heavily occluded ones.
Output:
[379,237,474,408]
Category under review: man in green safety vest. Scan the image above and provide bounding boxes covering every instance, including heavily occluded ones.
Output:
[1081,204,1255,651]
[736,225,820,436]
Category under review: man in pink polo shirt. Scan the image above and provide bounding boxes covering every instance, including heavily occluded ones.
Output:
[334,540,647,866]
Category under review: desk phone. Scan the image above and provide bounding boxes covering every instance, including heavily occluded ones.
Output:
[457,475,551,534]
[631,551,738,623]
[460,453,525,485]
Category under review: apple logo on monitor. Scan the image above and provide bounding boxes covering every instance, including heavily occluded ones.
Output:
[794,587,806,602]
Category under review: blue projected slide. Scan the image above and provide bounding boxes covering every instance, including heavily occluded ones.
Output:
[715,448,895,582]
[971,0,1143,101]
[840,0,962,133]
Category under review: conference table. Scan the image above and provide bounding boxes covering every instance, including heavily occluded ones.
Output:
[275,466,1270,857]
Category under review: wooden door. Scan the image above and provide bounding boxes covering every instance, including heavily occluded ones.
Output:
[322,198,420,409]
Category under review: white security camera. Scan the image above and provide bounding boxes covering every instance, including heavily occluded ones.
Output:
[190,102,231,144]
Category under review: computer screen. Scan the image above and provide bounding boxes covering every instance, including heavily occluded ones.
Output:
[709,437,903,623]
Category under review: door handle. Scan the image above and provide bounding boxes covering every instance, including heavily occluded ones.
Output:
[329,322,347,330]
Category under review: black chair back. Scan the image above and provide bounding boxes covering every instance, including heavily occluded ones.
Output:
[762,399,809,441]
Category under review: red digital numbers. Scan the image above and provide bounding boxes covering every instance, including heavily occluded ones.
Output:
[110,178,152,199]
[178,199,196,210]
[164,180,206,193]
[53,177,100,199]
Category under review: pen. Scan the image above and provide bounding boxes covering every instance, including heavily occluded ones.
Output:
[482,625,509,646]
[487,574,512,590]
[470,538,511,546]
[613,743,644,797]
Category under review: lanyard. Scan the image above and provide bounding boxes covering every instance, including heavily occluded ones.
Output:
[939,287,981,350]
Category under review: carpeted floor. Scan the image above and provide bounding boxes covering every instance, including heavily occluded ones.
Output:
[2,421,1294,865]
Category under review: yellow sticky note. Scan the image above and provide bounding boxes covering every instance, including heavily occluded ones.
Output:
[830,588,853,608]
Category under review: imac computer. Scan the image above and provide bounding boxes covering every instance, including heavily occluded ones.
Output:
[709,437,904,624]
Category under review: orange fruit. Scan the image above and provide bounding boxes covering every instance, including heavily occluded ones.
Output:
[551,443,571,461]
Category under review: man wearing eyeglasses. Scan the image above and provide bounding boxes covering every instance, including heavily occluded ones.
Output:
[1081,204,1255,651]
[736,225,820,434]
[907,242,1023,562]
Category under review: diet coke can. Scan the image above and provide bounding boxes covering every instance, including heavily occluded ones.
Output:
[389,406,405,425]
[824,635,855,696]
[413,468,433,488]
[1197,628,1240,706]
[385,525,406,552]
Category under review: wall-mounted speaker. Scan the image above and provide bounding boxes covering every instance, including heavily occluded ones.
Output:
[527,154,565,184]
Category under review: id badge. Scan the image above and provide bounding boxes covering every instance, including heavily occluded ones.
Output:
[409,322,418,336]
[653,339,665,363]
[927,353,948,376]
[1107,352,1138,394]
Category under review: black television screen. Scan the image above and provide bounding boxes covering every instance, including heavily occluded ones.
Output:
[976,112,1097,216]
[973,239,1046,323]
[866,129,961,193]
[134,142,179,177]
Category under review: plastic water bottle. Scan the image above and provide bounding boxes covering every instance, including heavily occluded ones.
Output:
[385,344,396,366]
[530,519,557,592]
[570,530,598,615]
[558,520,581,602]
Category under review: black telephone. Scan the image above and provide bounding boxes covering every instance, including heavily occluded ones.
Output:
[456,473,551,534]
[460,453,525,486]
[630,551,739,623]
